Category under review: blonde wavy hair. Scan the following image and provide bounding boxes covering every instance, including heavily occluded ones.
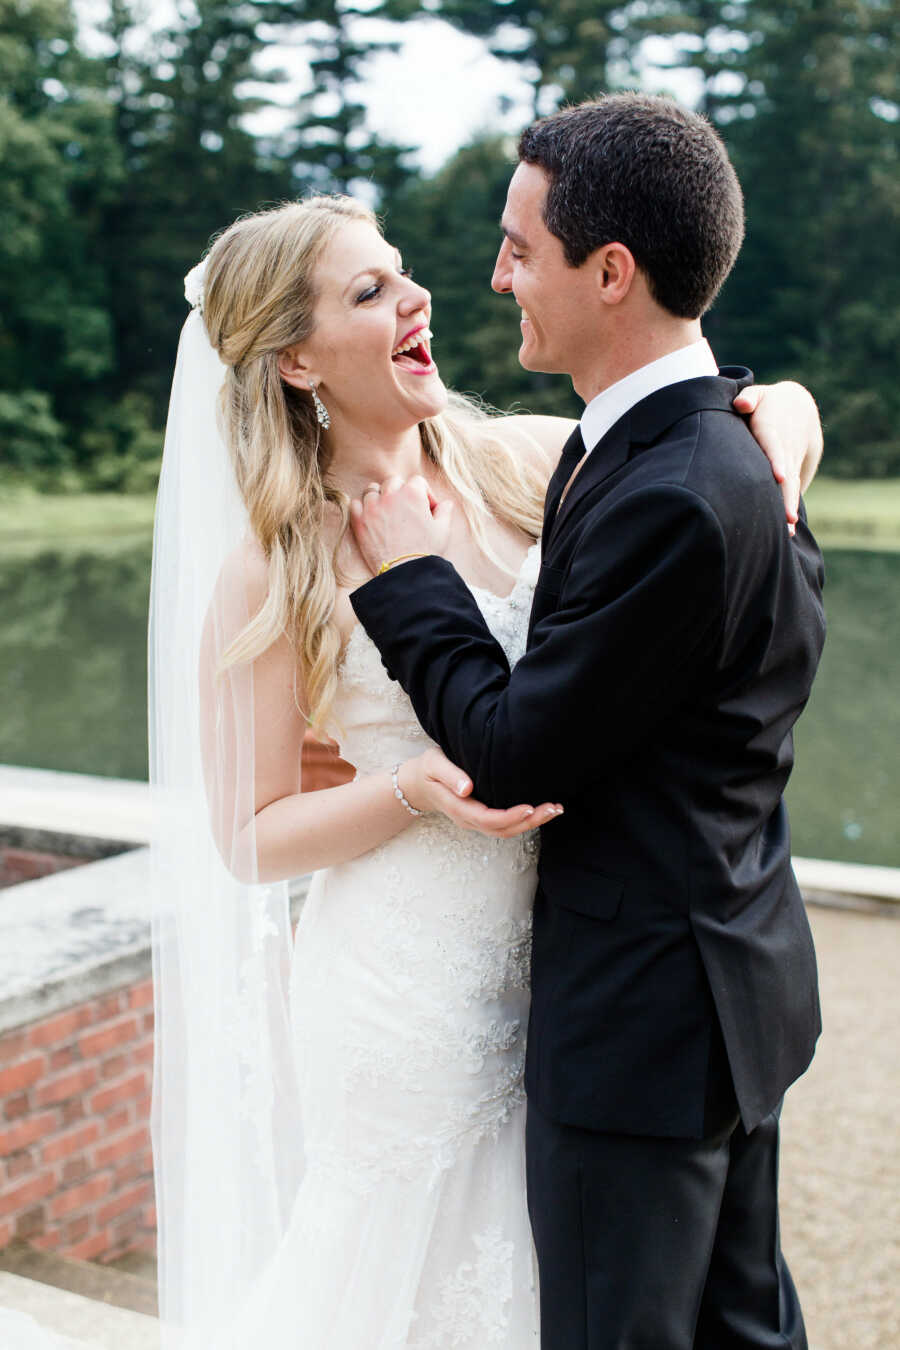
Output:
[202,196,545,736]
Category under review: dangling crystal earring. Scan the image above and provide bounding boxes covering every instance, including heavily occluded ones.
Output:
[310,383,330,431]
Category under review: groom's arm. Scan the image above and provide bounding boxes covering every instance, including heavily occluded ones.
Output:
[351,484,726,809]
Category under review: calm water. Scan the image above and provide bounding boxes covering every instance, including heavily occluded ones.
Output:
[1,543,897,866]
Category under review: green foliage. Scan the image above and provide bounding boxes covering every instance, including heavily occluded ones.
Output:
[0,390,68,471]
[382,1,664,111]
[271,0,417,195]
[78,394,163,493]
[392,0,900,474]
[0,0,120,435]
[94,0,297,420]
[1,0,897,485]
[674,0,900,475]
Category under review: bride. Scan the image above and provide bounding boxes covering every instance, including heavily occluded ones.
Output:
[142,195,820,1350]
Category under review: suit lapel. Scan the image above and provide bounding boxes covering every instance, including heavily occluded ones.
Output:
[547,417,631,546]
[549,371,753,546]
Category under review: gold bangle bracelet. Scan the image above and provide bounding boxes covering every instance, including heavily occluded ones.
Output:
[377,552,429,575]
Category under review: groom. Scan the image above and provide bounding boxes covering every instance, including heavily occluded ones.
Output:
[351,94,825,1348]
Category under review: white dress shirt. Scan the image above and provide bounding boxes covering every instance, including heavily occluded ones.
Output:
[580,338,719,454]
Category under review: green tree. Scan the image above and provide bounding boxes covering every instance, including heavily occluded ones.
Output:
[265,0,415,196]
[2,0,422,485]
[0,0,121,473]
[678,0,900,475]
[96,0,296,424]
[93,0,417,429]
[384,1,687,112]
[390,1,900,475]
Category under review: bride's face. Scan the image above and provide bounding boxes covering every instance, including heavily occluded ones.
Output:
[283,220,448,435]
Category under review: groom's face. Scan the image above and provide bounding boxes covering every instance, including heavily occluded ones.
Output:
[493,163,600,385]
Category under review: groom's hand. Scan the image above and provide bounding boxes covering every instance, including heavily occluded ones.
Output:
[401,749,563,839]
[349,474,454,582]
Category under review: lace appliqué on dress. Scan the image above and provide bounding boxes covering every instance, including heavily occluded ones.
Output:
[287,542,542,1344]
[410,1226,516,1349]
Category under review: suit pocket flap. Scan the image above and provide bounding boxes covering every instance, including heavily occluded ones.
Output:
[547,868,625,921]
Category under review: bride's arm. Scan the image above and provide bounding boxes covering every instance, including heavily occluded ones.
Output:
[244,617,413,881]
[496,381,823,516]
[491,414,576,482]
[251,745,558,884]
[201,547,559,884]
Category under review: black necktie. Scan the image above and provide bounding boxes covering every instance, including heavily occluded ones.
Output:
[542,425,586,539]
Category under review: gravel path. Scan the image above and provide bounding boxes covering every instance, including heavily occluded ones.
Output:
[780,905,900,1350]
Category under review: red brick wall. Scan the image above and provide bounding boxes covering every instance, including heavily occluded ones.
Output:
[0,979,156,1262]
[0,848,87,891]
[302,731,354,792]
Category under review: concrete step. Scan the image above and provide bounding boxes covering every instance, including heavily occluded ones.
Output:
[0,1271,157,1349]
[103,1249,157,1284]
[0,1243,157,1349]
[0,1242,157,1317]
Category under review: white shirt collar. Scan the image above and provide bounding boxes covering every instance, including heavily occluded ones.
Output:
[580,338,719,454]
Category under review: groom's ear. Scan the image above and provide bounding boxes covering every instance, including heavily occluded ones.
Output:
[278,344,316,390]
[594,242,637,307]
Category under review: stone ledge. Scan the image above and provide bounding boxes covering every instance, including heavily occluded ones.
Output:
[793,856,900,915]
[0,850,154,1037]
[0,1242,156,1318]
[0,767,152,847]
[0,1270,157,1349]
[0,840,310,1037]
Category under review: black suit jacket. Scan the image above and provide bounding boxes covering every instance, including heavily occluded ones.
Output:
[352,372,826,1139]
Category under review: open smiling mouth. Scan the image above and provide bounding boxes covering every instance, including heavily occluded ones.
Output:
[391,327,435,373]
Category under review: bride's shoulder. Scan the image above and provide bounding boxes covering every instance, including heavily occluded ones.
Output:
[490,414,579,481]
[212,535,270,618]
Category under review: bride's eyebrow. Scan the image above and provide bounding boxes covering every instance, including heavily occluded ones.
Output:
[342,253,403,298]
[342,266,384,297]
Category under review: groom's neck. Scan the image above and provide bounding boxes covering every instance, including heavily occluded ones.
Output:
[574,311,704,405]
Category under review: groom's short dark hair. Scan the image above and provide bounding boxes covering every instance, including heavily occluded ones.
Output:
[518,93,745,319]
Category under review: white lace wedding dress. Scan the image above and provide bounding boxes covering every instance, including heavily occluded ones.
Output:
[235,542,543,1348]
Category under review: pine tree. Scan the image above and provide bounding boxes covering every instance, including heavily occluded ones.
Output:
[382,1,682,113]
[94,0,296,423]
[679,0,900,474]
[265,0,416,195]
[0,0,121,470]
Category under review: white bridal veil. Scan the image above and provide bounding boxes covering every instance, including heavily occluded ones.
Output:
[148,293,303,1347]
[0,293,288,1350]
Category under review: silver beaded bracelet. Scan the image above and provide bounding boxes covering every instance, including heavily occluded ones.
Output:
[392,764,423,817]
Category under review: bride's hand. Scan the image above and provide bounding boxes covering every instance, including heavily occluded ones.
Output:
[733,381,823,533]
[350,474,454,580]
[400,749,563,839]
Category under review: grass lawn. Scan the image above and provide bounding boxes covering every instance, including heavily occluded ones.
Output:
[0,489,157,557]
[804,477,900,551]
[2,478,900,556]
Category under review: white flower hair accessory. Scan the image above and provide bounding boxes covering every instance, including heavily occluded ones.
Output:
[184,258,208,312]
